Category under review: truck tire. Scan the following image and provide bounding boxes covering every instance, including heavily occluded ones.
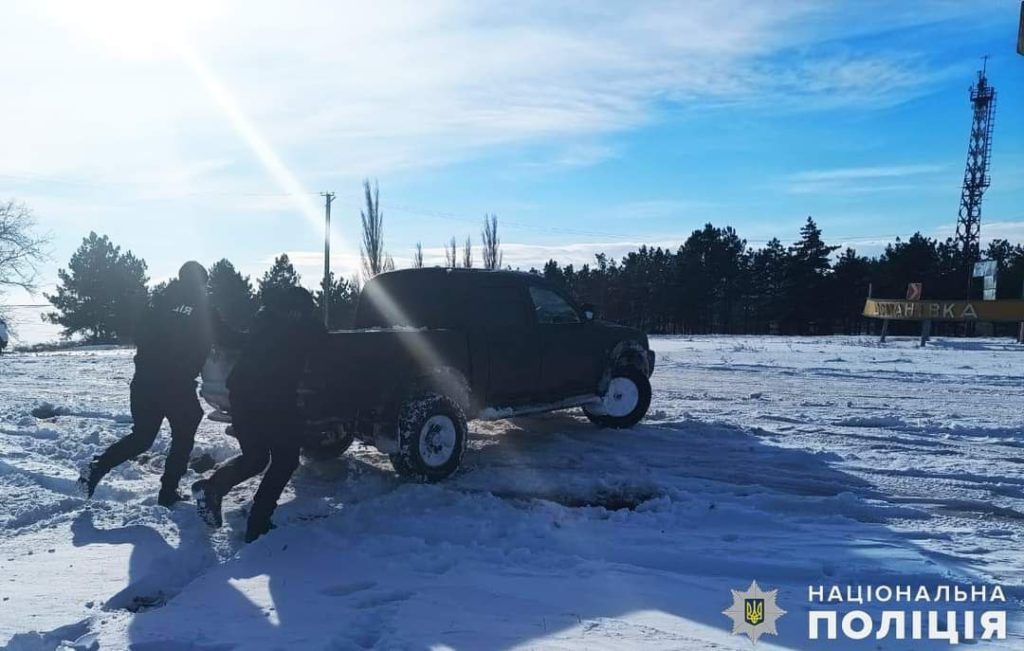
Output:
[583,366,651,429]
[301,425,354,461]
[390,393,467,482]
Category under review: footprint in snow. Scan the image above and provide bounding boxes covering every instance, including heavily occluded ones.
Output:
[353,590,415,609]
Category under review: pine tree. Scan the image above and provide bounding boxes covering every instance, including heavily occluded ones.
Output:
[986,240,1024,300]
[44,232,149,342]
[671,225,744,333]
[316,272,358,329]
[748,238,788,333]
[258,254,300,306]
[543,259,566,290]
[830,248,871,334]
[208,258,256,329]
[149,280,170,300]
[783,217,838,333]
[876,233,940,298]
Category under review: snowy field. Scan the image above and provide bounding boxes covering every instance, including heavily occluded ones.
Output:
[1,305,62,348]
[0,336,1021,650]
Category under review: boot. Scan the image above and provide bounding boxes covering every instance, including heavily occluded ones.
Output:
[192,480,223,528]
[158,484,188,508]
[244,513,275,543]
[77,457,107,499]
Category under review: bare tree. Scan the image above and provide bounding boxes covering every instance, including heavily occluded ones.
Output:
[444,237,458,268]
[463,236,474,269]
[481,214,502,270]
[413,242,424,268]
[359,179,389,279]
[0,200,48,294]
[384,254,395,272]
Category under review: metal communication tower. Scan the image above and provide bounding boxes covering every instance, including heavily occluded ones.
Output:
[954,60,996,277]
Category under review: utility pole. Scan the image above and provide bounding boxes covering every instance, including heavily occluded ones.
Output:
[320,191,336,328]
[1018,1,1024,56]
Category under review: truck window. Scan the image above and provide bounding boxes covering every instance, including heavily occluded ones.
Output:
[528,286,580,324]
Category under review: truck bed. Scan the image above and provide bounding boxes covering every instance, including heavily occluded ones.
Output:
[312,328,471,420]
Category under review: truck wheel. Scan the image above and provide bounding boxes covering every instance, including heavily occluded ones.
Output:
[583,366,651,429]
[301,425,354,461]
[390,393,467,482]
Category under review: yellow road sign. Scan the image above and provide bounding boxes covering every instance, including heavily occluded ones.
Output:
[863,299,1024,322]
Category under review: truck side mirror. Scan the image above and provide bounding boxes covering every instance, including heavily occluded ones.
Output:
[582,304,596,321]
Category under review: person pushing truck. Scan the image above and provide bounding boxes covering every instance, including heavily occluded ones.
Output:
[78,261,241,507]
[192,286,326,542]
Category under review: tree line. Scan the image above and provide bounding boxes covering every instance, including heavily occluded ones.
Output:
[42,181,507,342]
[537,218,1024,336]
[42,234,357,341]
[35,181,1024,342]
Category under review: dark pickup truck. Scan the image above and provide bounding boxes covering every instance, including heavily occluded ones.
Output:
[202,268,655,481]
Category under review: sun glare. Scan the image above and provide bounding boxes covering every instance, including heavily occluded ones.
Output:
[47,0,215,60]
[47,0,354,252]
[176,44,326,231]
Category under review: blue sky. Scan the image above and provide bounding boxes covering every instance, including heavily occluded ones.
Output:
[1,0,1022,303]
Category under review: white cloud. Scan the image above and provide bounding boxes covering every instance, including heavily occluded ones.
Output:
[518,143,617,172]
[792,164,947,182]
[0,0,1006,297]
[786,164,949,195]
[1,0,982,194]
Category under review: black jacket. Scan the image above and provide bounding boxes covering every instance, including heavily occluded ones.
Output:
[133,280,239,388]
[227,305,326,414]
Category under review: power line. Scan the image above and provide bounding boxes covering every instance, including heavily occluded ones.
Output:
[388,203,632,241]
[2,172,1016,246]
[0,173,319,198]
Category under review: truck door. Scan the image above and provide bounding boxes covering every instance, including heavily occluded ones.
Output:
[527,285,600,398]
[470,282,541,406]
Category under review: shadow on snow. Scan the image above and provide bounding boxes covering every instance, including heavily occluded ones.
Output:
[70,413,1001,650]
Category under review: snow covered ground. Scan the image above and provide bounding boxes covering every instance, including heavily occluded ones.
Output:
[0,336,1021,650]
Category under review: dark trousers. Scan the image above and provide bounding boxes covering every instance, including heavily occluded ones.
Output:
[95,379,203,489]
[206,408,300,521]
